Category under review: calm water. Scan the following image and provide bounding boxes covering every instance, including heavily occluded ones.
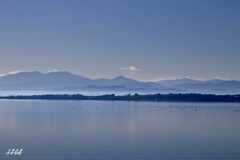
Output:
[0,100,240,160]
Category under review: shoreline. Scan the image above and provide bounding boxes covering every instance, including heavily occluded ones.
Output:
[1,93,240,103]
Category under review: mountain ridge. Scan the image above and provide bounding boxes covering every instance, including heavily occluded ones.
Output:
[0,71,239,94]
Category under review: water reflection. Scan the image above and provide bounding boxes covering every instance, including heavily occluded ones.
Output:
[0,100,240,160]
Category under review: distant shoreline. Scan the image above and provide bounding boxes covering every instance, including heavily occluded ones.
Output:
[1,93,240,102]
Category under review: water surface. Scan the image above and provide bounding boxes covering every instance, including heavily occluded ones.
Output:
[0,100,240,160]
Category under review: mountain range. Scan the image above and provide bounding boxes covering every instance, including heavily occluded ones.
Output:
[0,71,239,95]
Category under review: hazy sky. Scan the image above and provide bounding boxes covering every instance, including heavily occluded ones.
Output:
[0,0,240,81]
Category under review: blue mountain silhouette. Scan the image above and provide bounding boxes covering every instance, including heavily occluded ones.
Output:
[0,71,239,94]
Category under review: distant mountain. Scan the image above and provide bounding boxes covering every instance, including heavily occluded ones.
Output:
[82,76,164,90]
[0,71,93,90]
[92,76,140,87]
[157,78,239,94]
[207,79,228,84]
[46,71,89,81]
[0,71,46,86]
[157,78,202,87]
[172,80,240,94]
[106,76,164,89]
[0,71,239,95]
[0,71,164,92]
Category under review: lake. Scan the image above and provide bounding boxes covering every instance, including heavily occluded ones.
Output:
[0,100,240,160]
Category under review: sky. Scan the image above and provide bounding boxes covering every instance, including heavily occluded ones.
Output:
[0,0,240,81]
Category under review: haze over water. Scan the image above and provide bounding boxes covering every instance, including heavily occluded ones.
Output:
[0,100,240,160]
[1,1,240,159]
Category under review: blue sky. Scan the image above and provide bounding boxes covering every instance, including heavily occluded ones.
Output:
[0,0,240,81]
